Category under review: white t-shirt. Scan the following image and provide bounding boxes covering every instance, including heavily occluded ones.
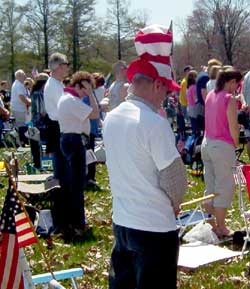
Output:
[108,81,126,110]
[10,80,27,112]
[44,77,64,121]
[103,99,180,232]
[94,86,105,103]
[57,93,92,135]
[206,79,216,93]
[0,97,4,108]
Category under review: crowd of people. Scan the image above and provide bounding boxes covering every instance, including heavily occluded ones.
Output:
[0,21,249,289]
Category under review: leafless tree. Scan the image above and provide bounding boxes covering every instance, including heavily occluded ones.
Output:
[105,0,147,60]
[193,0,250,64]
[25,0,62,69]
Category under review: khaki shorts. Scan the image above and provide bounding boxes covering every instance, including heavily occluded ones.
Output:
[201,137,235,208]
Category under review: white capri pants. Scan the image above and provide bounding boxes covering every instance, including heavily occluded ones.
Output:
[201,137,235,208]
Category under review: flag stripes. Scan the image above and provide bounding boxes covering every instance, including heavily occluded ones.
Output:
[15,212,37,248]
[135,42,172,57]
[0,233,24,289]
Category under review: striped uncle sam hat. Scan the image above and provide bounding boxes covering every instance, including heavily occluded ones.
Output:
[127,24,180,91]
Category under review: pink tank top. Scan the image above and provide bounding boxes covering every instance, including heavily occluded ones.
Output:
[186,85,196,107]
[204,90,234,145]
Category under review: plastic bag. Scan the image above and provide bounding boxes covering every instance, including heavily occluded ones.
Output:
[183,221,220,244]
[48,280,66,289]
[86,149,97,165]
[36,209,54,236]
[94,141,106,163]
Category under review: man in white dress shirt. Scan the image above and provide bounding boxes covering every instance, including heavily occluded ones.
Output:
[44,52,69,230]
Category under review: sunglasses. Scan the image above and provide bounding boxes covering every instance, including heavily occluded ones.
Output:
[60,62,70,66]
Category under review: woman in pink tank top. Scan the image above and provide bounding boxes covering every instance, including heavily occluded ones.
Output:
[201,68,242,238]
[186,70,198,135]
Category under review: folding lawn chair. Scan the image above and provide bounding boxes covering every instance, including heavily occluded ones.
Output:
[0,159,84,289]
[25,126,54,173]
[31,268,84,289]
[1,117,21,149]
[234,164,250,256]
[177,194,216,238]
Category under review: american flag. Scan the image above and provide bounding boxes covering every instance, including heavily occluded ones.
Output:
[0,187,37,289]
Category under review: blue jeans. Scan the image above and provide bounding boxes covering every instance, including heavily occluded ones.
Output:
[190,117,197,136]
[109,223,179,289]
[60,133,86,228]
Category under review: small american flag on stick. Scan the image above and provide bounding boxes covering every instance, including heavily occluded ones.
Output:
[0,187,37,289]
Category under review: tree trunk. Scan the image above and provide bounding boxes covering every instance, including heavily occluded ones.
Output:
[72,0,78,72]
[10,32,15,82]
[44,22,49,68]
[43,0,49,69]
[116,0,121,60]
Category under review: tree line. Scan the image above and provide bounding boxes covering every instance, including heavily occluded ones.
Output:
[1,0,250,82]
[175,0,250,78]
[0,0,146,81]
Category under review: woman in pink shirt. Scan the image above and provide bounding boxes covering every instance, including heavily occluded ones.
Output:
[186,70,198,135]
[201,68,242,238]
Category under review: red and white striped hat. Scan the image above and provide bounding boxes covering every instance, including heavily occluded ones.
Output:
[127,24,180,91]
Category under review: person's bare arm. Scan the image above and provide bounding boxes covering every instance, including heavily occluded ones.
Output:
[159,157,187,216]
[201,88,207,102]
[227,97,239,147]
[82,81,99,119]
[0,106,9,119]
[19,94,31,106]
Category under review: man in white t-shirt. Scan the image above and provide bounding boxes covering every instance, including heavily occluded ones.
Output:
[11,70,30,125]
[44,52,69,230]
[103,25,187,289]
[11,69,31,145]
[107,61,129,110]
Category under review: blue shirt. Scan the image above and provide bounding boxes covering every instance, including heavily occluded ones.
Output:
[196,72,209,105]
[83,96,99,136]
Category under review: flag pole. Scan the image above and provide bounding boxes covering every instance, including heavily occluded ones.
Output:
[169,20,177,82]
[4,160,56,280]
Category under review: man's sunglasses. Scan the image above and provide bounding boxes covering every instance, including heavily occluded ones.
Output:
[60,62,70,66]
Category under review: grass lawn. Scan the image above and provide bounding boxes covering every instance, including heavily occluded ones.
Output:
[1,153,250,288]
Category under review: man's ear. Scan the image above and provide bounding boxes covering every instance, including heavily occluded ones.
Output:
[154,79,165,90]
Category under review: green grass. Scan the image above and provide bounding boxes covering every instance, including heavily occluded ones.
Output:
[1,152,250,288]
